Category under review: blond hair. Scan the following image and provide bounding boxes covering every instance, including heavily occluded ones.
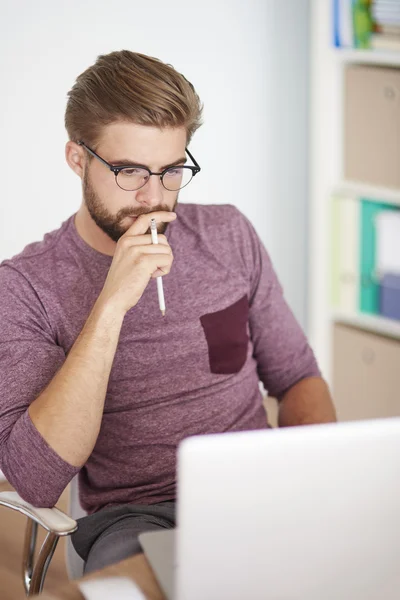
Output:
[65,50,203,147]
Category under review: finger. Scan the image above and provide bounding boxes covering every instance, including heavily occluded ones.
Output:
[123,211,177,237]
[119,234,169,247]
[131,244,172,257]
[151,268,169,278]
[145,254,173,277]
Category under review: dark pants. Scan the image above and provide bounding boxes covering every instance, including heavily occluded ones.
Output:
[71,501,176,574]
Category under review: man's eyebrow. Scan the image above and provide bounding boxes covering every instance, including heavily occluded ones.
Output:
[110,157,188,170]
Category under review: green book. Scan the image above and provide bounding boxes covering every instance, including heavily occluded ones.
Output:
[352,0,373,49]
[360,199,399,314]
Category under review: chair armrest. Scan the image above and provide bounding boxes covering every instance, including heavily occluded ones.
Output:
[0,490,77,535]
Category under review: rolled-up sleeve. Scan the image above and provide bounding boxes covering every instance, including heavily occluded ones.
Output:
[236,211,321,400]
[0,265,80,507]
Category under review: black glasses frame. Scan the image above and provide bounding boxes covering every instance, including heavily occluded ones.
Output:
[77,140,201,191]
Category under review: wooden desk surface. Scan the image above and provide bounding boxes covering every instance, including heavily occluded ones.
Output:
[31,553,165,600]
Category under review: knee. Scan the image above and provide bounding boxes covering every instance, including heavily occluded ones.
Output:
[84,529,143,574]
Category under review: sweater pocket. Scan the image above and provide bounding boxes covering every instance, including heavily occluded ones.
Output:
[200,295,249,375]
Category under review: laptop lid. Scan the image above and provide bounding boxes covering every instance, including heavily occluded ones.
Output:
[175,418,400,600]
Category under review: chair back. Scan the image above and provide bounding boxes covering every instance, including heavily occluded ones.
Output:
[65,475,87,579]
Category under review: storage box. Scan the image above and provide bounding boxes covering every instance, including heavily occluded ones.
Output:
[380,273,400,321]
[344,65,400,189]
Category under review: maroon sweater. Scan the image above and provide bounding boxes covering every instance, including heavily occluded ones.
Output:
[0,204,320,513]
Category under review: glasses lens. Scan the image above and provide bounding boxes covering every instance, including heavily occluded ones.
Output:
[162,167,193,191]
[117,167,149,191]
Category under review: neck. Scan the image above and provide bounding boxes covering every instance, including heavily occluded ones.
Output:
[74,203,117,257]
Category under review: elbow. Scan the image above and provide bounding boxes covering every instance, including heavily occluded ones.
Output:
[0,463,61,508]
[0,415,76,509]
[17,486,61,509]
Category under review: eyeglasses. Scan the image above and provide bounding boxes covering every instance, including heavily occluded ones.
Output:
[78,141,201,192]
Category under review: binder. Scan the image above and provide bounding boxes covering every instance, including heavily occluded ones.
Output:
[331,195,359,313]
[380,273,400,321]
[331,195,341,308]
[359,199,399,314]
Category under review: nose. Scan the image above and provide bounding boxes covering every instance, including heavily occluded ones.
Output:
[135,174,164,208]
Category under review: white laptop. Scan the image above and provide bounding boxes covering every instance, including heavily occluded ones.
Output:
[139,418,400,600]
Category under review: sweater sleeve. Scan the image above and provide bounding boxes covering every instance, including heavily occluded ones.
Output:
[234,209,321,400]
[0,264,80,507]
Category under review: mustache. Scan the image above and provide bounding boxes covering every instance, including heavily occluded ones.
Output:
[117,205,171,221]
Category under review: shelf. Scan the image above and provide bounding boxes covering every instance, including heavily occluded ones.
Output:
[334,49,400,67]
[334,181,400,207]
[332,312,400,340]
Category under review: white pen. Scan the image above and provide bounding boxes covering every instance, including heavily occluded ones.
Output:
[150,218,166,317]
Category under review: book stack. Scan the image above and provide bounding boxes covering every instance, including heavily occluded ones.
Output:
[331,196,400,321]
[333,0,373,48]
[371,0,400,50]
[333,0,400,50]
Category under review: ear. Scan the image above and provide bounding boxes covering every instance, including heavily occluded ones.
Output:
[65,141,86,179]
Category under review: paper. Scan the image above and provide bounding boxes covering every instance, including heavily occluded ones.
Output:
[79,576,146,600]
[376,211,400,276]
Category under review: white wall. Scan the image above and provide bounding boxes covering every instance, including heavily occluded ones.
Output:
[0,0,310,329]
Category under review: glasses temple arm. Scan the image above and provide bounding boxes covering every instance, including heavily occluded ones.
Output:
[185,147,201,171]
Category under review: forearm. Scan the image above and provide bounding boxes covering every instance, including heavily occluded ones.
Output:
[278,376,337,427]
[29,297,125,467]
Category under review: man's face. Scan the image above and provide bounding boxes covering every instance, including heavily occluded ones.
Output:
[82,123,187,241]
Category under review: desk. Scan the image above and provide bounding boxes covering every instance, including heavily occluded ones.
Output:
[30,554,165,600]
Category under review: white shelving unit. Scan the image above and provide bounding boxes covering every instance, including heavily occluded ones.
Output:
[333,311,400,341]
[335,49,400,67]
[309,0,400,383]
[334,181,400,207]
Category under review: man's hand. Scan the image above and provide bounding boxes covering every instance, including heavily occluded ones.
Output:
[98,211,176,315]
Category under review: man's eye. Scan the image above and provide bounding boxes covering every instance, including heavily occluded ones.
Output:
[165,167,184,177]
[121,168,144,176]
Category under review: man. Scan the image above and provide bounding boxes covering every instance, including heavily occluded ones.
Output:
[0,50,336,573]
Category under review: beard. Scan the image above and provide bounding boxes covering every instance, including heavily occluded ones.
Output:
[83,170,178,242]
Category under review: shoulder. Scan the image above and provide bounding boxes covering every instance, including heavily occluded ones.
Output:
[174,203,263,273]
[0,216,73,283]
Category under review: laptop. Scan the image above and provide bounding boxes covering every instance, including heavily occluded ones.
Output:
[139,418,400,600]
